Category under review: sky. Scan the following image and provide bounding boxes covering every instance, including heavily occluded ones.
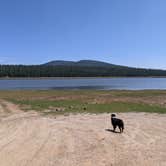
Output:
[0,0,166,69]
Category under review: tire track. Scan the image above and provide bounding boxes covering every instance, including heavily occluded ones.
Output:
[25,131,51,166]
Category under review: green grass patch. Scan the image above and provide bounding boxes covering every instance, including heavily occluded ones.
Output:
[9,99,166,114]
[86,102,166,114]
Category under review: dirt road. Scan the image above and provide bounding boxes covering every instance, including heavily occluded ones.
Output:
[0,100,165,166]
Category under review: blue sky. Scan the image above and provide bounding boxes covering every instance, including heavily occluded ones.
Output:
[0,0,166,69]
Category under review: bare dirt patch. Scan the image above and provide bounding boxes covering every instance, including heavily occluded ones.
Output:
[0,101,165,166]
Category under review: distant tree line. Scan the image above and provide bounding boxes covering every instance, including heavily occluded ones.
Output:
[0,65,166,77]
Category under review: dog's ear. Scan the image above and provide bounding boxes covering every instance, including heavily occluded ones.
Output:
[111,114,116,117]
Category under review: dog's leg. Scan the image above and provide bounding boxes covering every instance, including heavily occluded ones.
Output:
[118,126,122,133]
[113,125,116,132]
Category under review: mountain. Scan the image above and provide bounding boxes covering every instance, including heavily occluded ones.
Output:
[1,60,166,77]
[43,60,122,67]
[44,60,75,66]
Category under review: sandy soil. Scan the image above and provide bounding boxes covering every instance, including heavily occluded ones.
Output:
[0,100,165,166]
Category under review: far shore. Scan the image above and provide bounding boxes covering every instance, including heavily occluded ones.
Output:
[1,76,166,80]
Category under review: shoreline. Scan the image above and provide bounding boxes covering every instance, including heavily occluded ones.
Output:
[1,76,166,80]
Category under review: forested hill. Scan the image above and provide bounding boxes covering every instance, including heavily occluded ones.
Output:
[44,60,116,67]
[0,60,166,77]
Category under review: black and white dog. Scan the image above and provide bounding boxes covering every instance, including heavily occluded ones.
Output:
[111,114,124,133]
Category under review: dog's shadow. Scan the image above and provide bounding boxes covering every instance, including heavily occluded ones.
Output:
[105,129,121,134]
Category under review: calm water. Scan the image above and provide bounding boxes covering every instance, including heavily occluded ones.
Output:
[0,78,166,90]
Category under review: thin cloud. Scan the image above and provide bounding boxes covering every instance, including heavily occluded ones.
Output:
[0,57,15,64]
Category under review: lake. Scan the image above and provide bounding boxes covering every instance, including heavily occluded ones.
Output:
[0,78,166,90]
